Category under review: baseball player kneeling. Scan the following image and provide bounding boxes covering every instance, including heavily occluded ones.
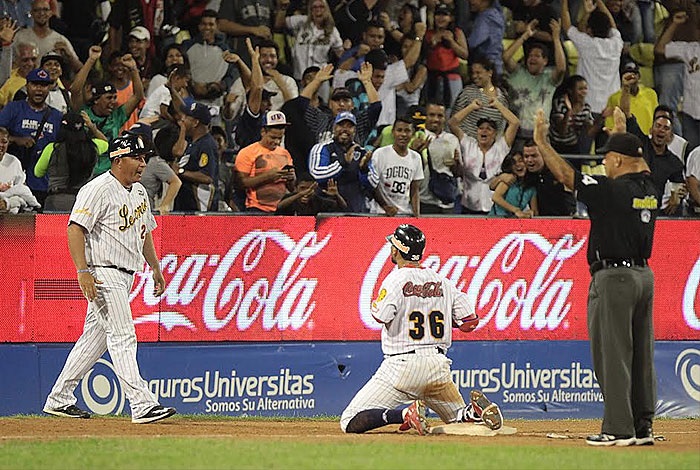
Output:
[340,224,503,435]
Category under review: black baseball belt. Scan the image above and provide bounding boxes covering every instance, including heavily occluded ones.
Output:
[90,265,136,276]
[590,258,648,275]
[388,347,446,357]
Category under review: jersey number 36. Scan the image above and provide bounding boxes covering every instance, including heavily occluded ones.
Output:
[409,310,445,339]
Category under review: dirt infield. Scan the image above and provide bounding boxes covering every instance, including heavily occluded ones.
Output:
[1,417,698,450]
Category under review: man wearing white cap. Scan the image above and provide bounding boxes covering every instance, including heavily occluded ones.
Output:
[127,26,157,87]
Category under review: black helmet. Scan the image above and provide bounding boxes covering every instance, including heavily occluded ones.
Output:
[386,224,425,261]
[108,134,154,160]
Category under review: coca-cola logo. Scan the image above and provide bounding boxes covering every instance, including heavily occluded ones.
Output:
[360,232,586,331]
[682,256,700,330]
[131,230,331,332]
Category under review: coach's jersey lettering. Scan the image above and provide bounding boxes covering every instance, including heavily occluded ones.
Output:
[119,199,148,231]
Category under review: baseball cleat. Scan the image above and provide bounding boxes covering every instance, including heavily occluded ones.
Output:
[43,404,91,419]
[470,390,503,431]
[401,400,429,435]
[586,433,636,447]
[132,405,177,424]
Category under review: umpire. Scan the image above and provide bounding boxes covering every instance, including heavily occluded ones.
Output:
[533,108,658,447]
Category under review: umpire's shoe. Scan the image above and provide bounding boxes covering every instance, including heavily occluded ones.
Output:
[585,433,636,447]
[43,404,91,419]
[132,405,177,424]
[470,390,503,431]
[635,427,655,446]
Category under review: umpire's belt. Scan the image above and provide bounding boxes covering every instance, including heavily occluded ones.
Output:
[388,347,446,357]
[590,258,648,275]
[91,265,136,276]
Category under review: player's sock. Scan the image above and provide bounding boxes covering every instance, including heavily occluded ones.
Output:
[345,409,403,433]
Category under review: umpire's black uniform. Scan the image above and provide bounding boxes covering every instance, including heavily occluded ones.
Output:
[574,134,659,444]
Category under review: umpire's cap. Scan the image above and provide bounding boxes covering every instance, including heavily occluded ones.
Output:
[387,224,426,261]
[109,134,154,160]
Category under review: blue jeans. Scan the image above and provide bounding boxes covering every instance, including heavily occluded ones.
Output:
[654,62,685,135]
[637,0,656,43]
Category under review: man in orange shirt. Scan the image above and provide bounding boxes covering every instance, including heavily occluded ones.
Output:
[234,110,296,212]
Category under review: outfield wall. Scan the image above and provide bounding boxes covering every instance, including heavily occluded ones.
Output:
[1,341,698,418]
[1,215,698,418]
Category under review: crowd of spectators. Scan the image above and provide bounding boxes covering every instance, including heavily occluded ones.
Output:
[0,0,697,218]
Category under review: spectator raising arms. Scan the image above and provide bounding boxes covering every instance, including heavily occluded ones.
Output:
[448,97,520,214]
[275,0,343,82]
[424,3,468,108]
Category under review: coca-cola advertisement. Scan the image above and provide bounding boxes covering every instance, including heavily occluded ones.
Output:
[1,215,699,342]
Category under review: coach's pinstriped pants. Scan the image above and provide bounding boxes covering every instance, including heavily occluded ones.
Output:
[44,267,159,418]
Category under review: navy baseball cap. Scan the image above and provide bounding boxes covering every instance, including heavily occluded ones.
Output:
[184,101,212,125]
[334,111,356,125]
[597,133,644,158]
[26,68,52,84]
[109,134,154,160]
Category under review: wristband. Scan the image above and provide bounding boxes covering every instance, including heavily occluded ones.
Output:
[77,269,90,273]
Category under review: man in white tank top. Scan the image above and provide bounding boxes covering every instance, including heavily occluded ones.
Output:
[340,224,504,434]
[43,134,177,424]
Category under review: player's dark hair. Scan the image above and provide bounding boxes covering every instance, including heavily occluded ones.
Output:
[654,104,674,120]
[55,112,98,186]
[393,115,414,128]
[587,10,611,38]
[200,9,219,21]
[154,123,181,163]
[258,39,279,54]
[526,42,549,60]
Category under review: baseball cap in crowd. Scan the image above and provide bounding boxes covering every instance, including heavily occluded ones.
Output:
[476,117,498,130]
[91,83,117,99]
[407,105,426,128]
[125,122,153,143]
[109,133,154,160]
[330,87,352,101]
[40,51,63,68]
[183,101,212,125]
[262,110,291,127]
[620,61,640,75]
[129,26,151,42]
[26,68,52,84]
[434,3,453,15]
[334,111,356,126]
[262,89,278,99]
[365,49,388,70]
[596,132,644,158]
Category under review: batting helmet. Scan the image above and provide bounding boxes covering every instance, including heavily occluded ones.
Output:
[386,224,425,261]
[108,134,154,160]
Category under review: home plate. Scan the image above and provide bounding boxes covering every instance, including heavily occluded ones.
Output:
[429,423,517,436]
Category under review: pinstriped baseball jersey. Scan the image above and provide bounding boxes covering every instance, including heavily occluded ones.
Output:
[70,171,156,273]
[371,266,474,356]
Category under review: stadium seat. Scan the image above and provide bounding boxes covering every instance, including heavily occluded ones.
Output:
[502,38,524,64]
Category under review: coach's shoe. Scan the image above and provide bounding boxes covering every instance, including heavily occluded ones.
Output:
[132,405,177,424]
[470,390,503,431]
[635,427,655,446]
[43,404,91,419]
[585,433,636,447]
[400,400,429,435]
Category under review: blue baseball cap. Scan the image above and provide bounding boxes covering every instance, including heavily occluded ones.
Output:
[26,68,52,84]
[334,111,356,126]
[183,101,212,125]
